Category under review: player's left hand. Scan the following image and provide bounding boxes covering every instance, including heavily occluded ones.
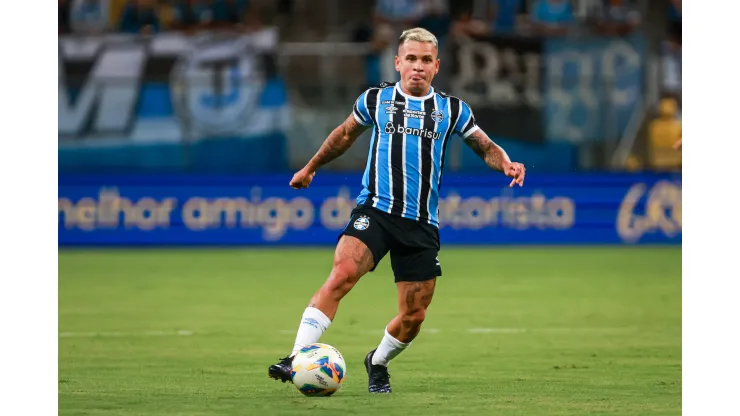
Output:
[503,161,526,187]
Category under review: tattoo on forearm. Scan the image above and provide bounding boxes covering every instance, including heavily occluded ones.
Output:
[464,130,510,172]
[307,115,368,170]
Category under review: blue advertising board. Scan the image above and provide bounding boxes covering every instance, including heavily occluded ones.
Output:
[59,173,682,246]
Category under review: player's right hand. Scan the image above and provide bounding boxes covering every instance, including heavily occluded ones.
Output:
[289,168,316,189]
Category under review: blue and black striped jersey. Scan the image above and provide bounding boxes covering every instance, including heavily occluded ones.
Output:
[352,81,479,227]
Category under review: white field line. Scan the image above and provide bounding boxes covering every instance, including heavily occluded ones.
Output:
[278,327,639,335]
[59,330,193,338]
[59,327,640,338]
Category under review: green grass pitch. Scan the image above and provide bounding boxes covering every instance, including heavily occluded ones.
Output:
[59,246,681,415]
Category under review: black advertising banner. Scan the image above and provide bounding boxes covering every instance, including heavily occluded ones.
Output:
[449,35,545,143]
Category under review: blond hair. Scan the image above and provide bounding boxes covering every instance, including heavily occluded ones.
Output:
[398,27,438,50]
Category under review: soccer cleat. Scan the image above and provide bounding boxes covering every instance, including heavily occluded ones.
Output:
[364,349,392,393]
[268,356,293,383]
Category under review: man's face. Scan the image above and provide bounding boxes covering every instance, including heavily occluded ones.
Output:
[395,41,439,95]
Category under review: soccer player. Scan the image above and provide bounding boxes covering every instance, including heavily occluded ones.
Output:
[269,27,526,393]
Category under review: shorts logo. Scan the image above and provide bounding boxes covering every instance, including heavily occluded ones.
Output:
[384,122,396,134]
[353,215,370,231]
[431,110,444,123]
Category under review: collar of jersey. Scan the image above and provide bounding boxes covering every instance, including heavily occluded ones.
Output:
[395,82,435,100]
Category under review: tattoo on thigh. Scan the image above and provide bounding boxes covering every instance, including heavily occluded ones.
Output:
[337,236,375,276]
[405,283,424,310]
[421,280,436,306]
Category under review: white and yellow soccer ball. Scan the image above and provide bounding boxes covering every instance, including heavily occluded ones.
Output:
[291,343,347,396]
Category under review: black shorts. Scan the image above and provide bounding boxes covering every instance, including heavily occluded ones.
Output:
[339,205,442,283]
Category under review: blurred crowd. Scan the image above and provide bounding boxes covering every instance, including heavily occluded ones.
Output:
[647,0,681,171]
[57,0,679,40]
[57,0,275,34]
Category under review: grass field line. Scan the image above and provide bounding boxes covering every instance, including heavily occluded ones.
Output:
[58,326,644,338]
[278,327,643,335]
[59,330,194,338]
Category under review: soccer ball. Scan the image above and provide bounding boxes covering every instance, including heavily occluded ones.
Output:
[291,343,347,396]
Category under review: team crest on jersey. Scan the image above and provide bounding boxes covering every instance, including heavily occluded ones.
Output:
[384,122,395,134]
[353,215,370,231]
[431,110,444,123]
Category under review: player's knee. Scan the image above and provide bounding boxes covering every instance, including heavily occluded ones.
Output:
[401,308,427,327]
[322,260,361,300]
[332,258,362,282]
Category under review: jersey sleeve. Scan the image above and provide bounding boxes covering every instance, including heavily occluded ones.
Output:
[453,100,480,139]
[352,90,373,126]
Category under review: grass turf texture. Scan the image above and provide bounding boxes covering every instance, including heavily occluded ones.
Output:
[59,247,681,415]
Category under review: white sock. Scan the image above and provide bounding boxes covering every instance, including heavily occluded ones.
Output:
[371,327,410,366]
[290,307,332,357]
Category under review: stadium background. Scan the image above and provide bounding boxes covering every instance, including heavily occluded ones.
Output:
[58,0,682,414]
[58,0,681,247]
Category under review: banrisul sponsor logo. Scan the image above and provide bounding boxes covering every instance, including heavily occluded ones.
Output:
[396,125,441,140]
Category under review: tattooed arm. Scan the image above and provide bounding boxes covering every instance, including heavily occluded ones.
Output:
[463,129,527,187]
[289,114,370,189]
[463,129,511,172]
[305,114,369,172]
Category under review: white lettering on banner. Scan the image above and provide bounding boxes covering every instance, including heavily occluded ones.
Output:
[601,42,642,107]
[546,50,597,143]
[170,38,265,136]
[451,41,541,108]
[438,192,575,230]
[58,46,146,136]
[58,183,684,244]
[546,39,642,142]
[179,191,314,241]
[59,187,577,239]
[320,187,355,230]
[59,187,312,241]
[58,188,176,231]
[616,181,681,243]
[58,31,278,141]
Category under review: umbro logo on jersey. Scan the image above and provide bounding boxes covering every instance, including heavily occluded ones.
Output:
[385,105,398,114]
